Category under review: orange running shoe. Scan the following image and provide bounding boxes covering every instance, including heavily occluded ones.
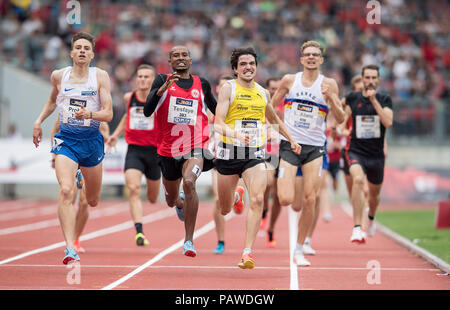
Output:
[73,240,85,254]
[238,253,255,269]
[233,186,245,214]
[259,217,267,230]
[266,231,276,248]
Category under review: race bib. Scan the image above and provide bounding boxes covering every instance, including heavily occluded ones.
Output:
[356,115,380,139]
[234,120,264,147]
[215,144,230,160]
[129,107,154,130]
[62,98,90,127]
[288,102,318,130]
[167,96,198,126]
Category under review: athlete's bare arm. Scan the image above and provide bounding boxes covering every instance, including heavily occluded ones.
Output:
[264,89,301,155]
[74,69,113,122]
[33,69,64,148]
[367,89,393,129]
[106,92,132,147]
[270,74,295,109]
[99,122,110,140]
[322,77,345,124]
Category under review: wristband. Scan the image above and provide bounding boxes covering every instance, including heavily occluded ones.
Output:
[90,111,93,119]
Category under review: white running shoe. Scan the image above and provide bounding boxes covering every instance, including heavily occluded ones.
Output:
[367,220,376,237]
[323,213,332,222]
[293,250,311,266]
[350,227,366,244]
[302,244,316,255]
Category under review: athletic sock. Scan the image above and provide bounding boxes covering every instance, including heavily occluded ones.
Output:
[135,223,143,234]
[304,237,311,245]
[368,215,375,221]
[243,248,252,256]
[267,231,273,241]
[262,209,268,219]
[295,243,303,252]
[218,240,224,246]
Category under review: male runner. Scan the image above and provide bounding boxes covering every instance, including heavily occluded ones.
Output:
[344,65,393,243]
[214,46,301,269]
[270,40,345,266]
[106,64,161,247]
[33,32,113,264]
[144,46,216,257]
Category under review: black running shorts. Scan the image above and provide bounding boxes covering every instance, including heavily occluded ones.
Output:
[124,144,161,180]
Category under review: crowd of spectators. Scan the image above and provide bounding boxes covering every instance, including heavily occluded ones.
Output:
[1,0,449,134]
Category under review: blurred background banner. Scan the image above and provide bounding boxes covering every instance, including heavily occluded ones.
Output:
[0,0,449,201]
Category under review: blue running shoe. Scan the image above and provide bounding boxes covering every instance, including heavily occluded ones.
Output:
[175,192,185,222]
[63,247,80,265]
[213,242,225,254]
[76,169,83,189]
[183,240,197,257]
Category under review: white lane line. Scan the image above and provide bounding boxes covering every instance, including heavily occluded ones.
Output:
[0,208,174,265]
[0,264,439,271]
[102,212,235,290]
[288,206,299,290]
[0,202,128,235]
[0,204,57,221]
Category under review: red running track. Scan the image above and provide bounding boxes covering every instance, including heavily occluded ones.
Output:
[0,198,448,290]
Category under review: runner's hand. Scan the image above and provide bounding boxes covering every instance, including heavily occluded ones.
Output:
[75,106,89,120]
[236,132,254,146]
[157,73,180,96]
[105,135,118,147]
[32,123,42,148]
[289,140,301,155]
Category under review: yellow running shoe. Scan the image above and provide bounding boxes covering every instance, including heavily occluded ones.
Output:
[135,233,149,246]
[238,253,255,269]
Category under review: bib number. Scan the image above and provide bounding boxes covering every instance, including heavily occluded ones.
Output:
[356,115,380,139]
[234,120,263,147]
[129,107,154,130]
[288,102,318,130]
[167,96,198,126]
[62,98,90,127]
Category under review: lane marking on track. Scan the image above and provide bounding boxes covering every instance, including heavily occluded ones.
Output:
[0,264,440,271]
[0,207,175,265]
[0,200,50,212]
[0,204,57,222]
[0,202,129,235]
[102,212,235,290]
[288,206,299,290]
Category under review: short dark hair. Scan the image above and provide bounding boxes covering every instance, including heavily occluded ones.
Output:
[266,77,280,87]
[362,64,380,77]
[230,46,258,70]
[71,32,95,50]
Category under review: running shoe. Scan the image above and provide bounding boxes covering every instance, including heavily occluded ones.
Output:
[76,169,83,189]
[176,192,185,222]
[183,240,197,257]
[302,243,316,255]
[238,253,255,269]
[233,186,245,214]
[73,239,85,254]
[135,233,149,246]
[367,220,376,237]
[350,227,367,244]
[293,250,311,266]
[213,242,225,254]
[323,212,332,222]
[62,247,80,265]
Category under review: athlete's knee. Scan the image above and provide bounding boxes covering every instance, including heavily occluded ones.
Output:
[127,182,141,197]
[147,193,158,204]
[278,192,294,207]
[59,184,75,201]
[302,192,316,211]
[353,175,365,188]
[249,192,264,208]
[182,177,196,194]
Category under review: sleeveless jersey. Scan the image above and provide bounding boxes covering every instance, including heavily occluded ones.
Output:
[282,72,328,146]
[56,66,101,137]
[125,90,159,146]
[221,80,267,148]
[154,74,209,157]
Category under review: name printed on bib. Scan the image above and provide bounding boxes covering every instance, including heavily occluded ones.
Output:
[288,102,318,130]
[130,107,154,130]
[63,98,90,127]
[356,115,380,139]
[167,96,198,126]
[234,120,263,147]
